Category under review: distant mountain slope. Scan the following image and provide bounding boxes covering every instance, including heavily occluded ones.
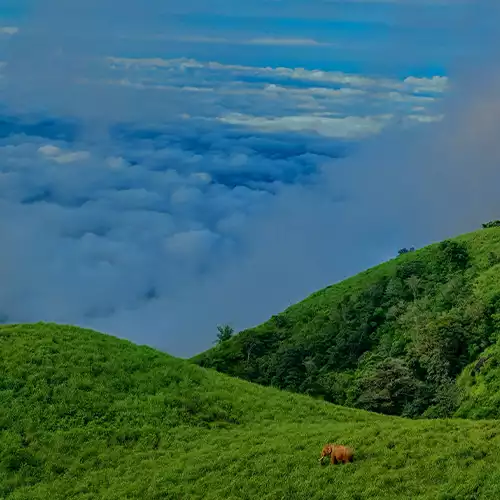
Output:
[3,323,500,499]
[193,228,500,419]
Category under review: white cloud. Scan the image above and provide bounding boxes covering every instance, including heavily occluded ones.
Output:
[165,229,220,257]
[108,56,448,95]
[53,151,92,164]
[217,112,389,139]
[406,114,444,123]
[146,34,336,47]
[0,27,19,36]
[39,145,62,157]
[403,76,449,94]
[246,37,335,47]
[38,144,91,163]
[263,83,366,98]
[98,56,446,137]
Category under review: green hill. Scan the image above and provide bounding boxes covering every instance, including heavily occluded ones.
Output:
[4,323,500,499]
[193,228,500,419]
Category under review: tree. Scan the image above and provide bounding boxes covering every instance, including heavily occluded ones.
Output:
[482,220,500,229]
[406,275,421,301]
[215,324,234,344]
[398,247,415,256]
[436,240,470,272]
[351,357,426,416]
[396,259,426,281]
[272,314,289,329]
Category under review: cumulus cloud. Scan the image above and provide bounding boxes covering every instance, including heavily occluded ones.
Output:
[0,0,497,357]
[38,144,91,163]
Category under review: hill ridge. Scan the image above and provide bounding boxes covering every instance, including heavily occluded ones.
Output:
[193,227,500,420]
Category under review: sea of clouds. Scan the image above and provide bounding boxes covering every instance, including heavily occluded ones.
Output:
[0,0,498,356]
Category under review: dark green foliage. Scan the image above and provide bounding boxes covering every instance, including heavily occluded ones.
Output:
[215,324,234,344]
[271,314,289,329]
[194,230,500,419]
[435,240,471,274]
[350,357,428,416]
[423,380,461,419]
[482,220,500,229]
[487,251,500,266]
[398,247,415,256]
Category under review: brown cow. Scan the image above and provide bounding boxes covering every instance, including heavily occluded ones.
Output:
[319,443,354,465]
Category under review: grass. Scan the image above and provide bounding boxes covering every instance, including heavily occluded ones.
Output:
[3,323,500,498]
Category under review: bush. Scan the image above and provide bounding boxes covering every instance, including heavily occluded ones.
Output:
[482,220,500,229]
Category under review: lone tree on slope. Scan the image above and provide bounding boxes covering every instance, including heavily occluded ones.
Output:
[215,324,234,344]
[398,247,415,256]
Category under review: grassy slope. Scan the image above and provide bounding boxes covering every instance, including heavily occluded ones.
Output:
[2,324,500,499]
[192,228,500,416]
[457,339,500,420]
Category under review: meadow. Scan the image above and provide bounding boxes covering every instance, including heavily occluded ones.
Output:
[3,322,500,499]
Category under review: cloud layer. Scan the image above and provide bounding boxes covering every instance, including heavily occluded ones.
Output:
[0,0,498,357]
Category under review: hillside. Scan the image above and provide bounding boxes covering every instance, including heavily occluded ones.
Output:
[193,228,500,419]
[456,339,500,420]
[4,323,500,499]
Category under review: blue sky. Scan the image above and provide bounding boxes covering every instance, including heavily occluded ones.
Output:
[0,0,499,356]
